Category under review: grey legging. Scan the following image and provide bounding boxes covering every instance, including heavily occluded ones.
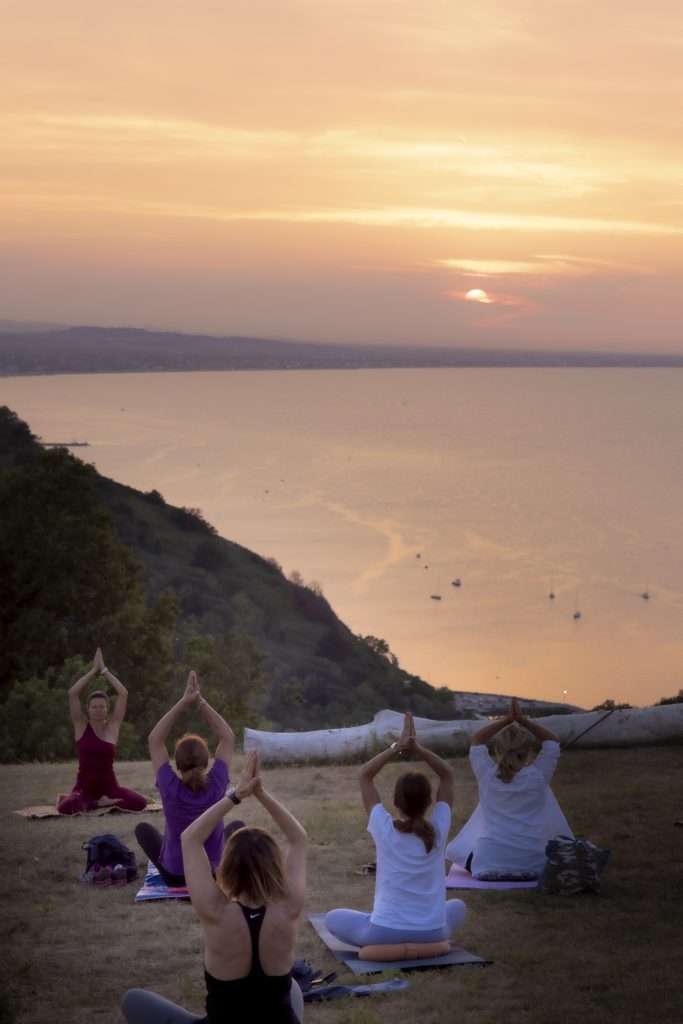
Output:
[325,897,467,946]
[121,980,304,1023]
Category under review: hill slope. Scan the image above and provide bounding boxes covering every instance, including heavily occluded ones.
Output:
[0,407,456,756]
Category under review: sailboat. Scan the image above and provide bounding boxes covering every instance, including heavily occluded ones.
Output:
[430,576,443,601]
[641,578,650,600]
[573,589,581,619]
[548,574,556,600]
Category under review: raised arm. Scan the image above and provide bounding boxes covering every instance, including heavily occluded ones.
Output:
[148,670,200,774]
[471,697,559,747]
[516,700,557,741]
[252,759,307,914]
[195,686,235,765]
[181,749,259,922]
[358,711,415,814]
[100,658,128,725]
[67,649,102,728]
[410,740,454,807]
[470,704,515,747]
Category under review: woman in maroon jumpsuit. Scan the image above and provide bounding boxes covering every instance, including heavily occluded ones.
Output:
[57,648,148,815]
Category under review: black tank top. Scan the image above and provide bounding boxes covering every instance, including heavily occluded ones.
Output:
[203,904,298,1023]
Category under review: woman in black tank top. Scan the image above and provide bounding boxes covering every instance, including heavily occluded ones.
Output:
[121,750,307,1024]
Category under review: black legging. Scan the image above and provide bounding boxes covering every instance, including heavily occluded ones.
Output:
[135,818,246,887]
[134,822,186,887]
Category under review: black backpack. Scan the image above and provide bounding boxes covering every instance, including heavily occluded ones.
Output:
[82,833,139,882]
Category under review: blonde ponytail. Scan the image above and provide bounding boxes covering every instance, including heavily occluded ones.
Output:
[494,723,532,783]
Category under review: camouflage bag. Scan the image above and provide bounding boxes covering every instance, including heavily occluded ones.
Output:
[537,835,609,895]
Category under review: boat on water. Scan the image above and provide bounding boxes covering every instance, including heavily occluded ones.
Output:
[451,578,462,588]
[430,594,442,601]
[548,574,555,600]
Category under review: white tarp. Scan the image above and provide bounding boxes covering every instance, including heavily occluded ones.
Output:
[244,704,683,762]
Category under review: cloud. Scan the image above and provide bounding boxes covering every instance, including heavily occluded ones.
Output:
[439,254,653,277]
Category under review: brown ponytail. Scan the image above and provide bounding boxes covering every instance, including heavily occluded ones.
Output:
[174,733,209,792]
[392,771,436,853]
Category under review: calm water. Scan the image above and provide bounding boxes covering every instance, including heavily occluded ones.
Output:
[3,368,682,709]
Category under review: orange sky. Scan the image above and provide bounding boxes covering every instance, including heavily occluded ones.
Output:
[2,0,682,350]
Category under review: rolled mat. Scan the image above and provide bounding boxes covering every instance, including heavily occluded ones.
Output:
[360,940,451,961]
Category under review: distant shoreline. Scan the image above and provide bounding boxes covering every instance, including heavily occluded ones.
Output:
[2,324,683,376]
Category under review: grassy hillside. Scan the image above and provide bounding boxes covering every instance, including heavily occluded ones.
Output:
[95,470,455,727]
[0,407,455,741]
[1,745,681,1024]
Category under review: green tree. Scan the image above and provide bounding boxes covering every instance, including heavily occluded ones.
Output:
[657,690,683,705]
[0,658,83,762]
[0,448,143,692]
[173,627,269,738]
[591,698,633,711]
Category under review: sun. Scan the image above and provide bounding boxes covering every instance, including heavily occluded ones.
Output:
[464,288,491,303]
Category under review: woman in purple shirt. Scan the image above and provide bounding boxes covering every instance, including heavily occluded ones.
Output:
[134,671,236,886]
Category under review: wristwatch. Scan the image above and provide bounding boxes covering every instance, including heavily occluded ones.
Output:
[226,787,242,805]
[390,742,398,752]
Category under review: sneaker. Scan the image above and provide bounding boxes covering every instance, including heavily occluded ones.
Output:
[92,865,114,887]
[112,864,127,887]
[77,861,102,885]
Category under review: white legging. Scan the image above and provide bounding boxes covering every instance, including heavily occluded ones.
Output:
[325,897,466,946]
[120,981,304,1023]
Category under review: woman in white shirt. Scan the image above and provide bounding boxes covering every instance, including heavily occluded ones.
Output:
[446,698,572,880]
[325,712,466,946]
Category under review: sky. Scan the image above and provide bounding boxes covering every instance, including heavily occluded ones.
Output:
[2,0,682,351]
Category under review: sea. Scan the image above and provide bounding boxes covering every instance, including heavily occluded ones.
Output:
[2,367,682,711]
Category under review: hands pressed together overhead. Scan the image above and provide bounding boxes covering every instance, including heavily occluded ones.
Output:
[233,748,263,802]
[182,670,201,705]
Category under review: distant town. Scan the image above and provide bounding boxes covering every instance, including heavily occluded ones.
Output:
[450,691,582,718]
[2,321,683,376]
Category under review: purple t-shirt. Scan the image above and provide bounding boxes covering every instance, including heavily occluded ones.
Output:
[157,759,229,876]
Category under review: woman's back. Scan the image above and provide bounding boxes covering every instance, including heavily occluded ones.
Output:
[203,902,298,1023]
[203,899,297,980]
[369,801,451,931]
[156,760,228,875]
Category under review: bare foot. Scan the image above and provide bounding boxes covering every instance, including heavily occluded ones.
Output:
[97,796,123,807]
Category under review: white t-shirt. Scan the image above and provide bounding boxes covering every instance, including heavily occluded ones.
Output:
[467,741,563,876]
[368,801,451,931]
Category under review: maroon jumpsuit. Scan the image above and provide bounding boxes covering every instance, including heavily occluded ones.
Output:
[57,724,147,814]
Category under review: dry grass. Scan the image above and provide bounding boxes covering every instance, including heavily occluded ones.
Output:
[1,746,682,1024]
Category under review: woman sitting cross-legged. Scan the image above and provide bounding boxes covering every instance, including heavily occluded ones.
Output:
[121,749,307,1024]
[446,697,572,880]
[134,670,238,887]
[58,647,148,815]
[325,712,466,948]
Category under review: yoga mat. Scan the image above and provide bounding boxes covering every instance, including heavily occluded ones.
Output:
[307,913,491,974]
[135,861,190,901]
[14,802,163,819]
[446,864,538,891]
